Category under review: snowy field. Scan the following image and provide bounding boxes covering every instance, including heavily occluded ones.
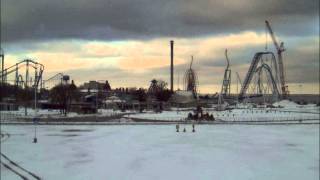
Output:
[127,100,319,121]
[0,108,126,121]
[1,100,319,123]
[127,107,319,121]
[1,124,319,180]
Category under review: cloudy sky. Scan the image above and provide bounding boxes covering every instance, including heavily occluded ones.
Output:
[1,0,319,94]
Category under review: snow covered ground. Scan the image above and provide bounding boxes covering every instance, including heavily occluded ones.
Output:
[1,124,319,180]
[126,106,319,122]
[212,108,319,121]
[126,110,189,121]
[1,100,319,123]
[0,108,127,120]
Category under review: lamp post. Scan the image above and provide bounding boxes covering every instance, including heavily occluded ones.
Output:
[33,70,41,143]
[33,84,38,143]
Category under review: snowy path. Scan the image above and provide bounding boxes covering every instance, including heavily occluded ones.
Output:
[1,125,319,180]
[1,132,41,180]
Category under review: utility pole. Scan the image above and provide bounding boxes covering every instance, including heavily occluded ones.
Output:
[170,40,174,92]
[33,74,38,143]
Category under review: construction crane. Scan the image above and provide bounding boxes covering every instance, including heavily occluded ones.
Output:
[221,49,231,96]
[265,20,288,99]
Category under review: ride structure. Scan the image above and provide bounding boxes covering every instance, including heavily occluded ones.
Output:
[238,20,289,102]
[220,49,231,97]
[236,72,242,94]
[239,52,280,101]
[42,73,67,90]
[183,56,198,98]
[0,59,44,89]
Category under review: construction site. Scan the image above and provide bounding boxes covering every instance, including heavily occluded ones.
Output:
[1,19,319,180]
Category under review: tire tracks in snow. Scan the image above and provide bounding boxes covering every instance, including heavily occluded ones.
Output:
[1,132,42,180]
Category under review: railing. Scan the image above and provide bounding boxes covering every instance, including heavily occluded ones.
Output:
[0,111,23,122]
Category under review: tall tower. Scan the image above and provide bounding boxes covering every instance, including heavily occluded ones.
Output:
[170,40,174,92]
[0,48,4,83]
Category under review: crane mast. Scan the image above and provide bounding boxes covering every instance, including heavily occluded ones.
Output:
[265,20,288,99]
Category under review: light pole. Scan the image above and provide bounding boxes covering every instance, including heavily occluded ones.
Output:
[33,84,38,143]
[33,69,40,143]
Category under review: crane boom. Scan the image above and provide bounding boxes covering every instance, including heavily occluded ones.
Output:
[265,20,288,99]
[265,21,281,51]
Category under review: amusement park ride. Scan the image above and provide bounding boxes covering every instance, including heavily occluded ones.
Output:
[238,20,289,101]
[217,50,232,110]
[184,56,198,98]
[221,49,231,97]
[0,57,44,90]
[0,47,69,91]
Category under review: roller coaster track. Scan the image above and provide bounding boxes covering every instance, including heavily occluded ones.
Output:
[1,132,41,180]
[256,64,279,96]
[42,72,64,89]
[239,52,278,100]
[0,59,44,88]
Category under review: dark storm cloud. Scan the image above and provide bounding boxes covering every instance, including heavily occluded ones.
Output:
[1,0,318,42]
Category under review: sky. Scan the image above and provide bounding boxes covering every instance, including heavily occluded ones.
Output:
[1,0,319,94]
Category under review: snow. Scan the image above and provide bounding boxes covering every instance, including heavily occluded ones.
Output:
[0,108,127,120]
[273,100,300,108]
[126,111,189,121]
[1,124,319,180]
[1,103,319,123]
[127,106,319,121]
[212,108,319,121]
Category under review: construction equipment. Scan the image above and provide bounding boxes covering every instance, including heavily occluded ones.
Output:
[220,49,231,96]
[265,20,289,99]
